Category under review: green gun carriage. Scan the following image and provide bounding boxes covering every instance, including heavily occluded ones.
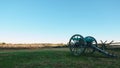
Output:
[68,34,117,57]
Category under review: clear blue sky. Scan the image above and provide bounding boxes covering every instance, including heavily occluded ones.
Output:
[0,0,120,43]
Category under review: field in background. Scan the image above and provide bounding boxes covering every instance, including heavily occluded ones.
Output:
[0,42,120,49]
[0,43,67,49]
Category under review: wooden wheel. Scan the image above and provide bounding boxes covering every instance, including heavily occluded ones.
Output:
[68,34,85,56]
[84,36,98,54]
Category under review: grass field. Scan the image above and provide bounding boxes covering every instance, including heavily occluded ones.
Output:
[0,48,120,68]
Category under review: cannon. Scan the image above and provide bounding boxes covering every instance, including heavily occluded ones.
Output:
[68,34,117,57]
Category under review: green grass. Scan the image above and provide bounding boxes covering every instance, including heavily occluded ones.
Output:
[0,48,120,68]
